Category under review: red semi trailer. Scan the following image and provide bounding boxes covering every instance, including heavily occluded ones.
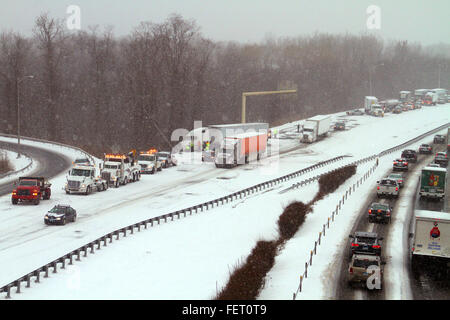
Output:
[215,130,267,168]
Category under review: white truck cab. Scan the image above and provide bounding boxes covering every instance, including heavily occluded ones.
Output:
[65,164,108,195]
[138,150,162,174]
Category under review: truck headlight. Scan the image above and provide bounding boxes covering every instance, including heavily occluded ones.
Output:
[81,184,86,188]
[56,218,61,220]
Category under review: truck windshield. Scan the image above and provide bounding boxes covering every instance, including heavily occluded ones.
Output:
[104,164,119,169]
[138,155,155,161]
[19,180,37,186]
[71,169,91,177]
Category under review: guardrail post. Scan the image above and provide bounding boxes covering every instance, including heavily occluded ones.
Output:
[84,246,88,257]
[130,226,134,234]
[318,232,322,245]
[15,280,21,294]
[116,231,120,240]
[34,270,40,283]
[305,263,308,278]
[68,254,73,265]
[314,241,317,254]
[5,285,11,299]
[310,251,313,265]
[26,275,31,288]
[52,262,57,273]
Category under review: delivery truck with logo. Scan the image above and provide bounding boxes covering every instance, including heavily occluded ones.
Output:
[411,210,450,275]
[419,166,447,200]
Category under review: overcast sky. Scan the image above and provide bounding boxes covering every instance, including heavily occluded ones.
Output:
[1,0,449,45]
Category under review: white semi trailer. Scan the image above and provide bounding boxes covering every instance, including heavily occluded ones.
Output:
[411,210,450,274]
[301,115,332,143]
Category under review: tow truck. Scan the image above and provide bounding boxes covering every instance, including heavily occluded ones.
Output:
[138,149,162,174]
[100,152,141,187]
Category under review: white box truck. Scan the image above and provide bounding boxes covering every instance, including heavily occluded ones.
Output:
[411,210,450,273]
[364,96,378,114]
[301,115,332,143]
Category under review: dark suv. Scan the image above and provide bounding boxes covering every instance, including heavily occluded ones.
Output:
[434,135,445,144]
[349,231,383,256]
[401,149,417,163]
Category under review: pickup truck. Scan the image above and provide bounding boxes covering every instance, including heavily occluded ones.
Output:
[12,176,52,205]
[376,178,399,198]
[419,144,433,154]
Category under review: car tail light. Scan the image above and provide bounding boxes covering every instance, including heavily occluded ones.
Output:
[349,267,353,274]
[377,186,380,190]
[372,245,381,249]
[368,209,372,213]
[395,187,398,191]
[377,209,381,213]
[404,162,408,165]
[351,243,359,247]
[393,162,397,165]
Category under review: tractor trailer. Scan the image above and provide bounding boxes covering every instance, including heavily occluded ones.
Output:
[419,166,447,200]
[215,130,268,168]
[301,115,332,143]
[411,210,450,274]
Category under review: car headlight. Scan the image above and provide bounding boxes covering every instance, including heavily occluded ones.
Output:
[45,216,48,219]
[56,217,61,220]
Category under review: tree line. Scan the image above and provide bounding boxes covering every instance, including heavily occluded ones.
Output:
[0,13,449,155]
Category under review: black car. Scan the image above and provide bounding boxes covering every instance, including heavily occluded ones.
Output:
[349,231,383,256]
[334,121,345,130]
[434,134,446,144]
[401,149,417,163]
[419,144,433,154]
[44,205,77,225]
[368,202,392,224]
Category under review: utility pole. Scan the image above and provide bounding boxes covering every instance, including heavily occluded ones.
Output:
[17,75,34,158]
[241,89,297,123]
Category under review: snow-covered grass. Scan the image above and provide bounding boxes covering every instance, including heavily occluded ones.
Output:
[1,103,450,299]
[0,149,34,184]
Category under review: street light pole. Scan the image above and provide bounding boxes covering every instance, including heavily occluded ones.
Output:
[16,75,34,158]
[369,63,384,96]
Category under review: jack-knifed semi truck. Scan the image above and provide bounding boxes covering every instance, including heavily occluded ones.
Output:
[411,210,450,275]
[214,123,269,168]
[301,115,332,143]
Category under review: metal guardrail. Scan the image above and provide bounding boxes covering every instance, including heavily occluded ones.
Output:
[0,133,96,166]
[0,147,33,180]
[1,122,449,298]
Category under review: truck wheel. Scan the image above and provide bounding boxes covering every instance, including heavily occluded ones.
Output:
[151,168,155,175]
[34,198,40,205]
[62,218,66,225]
[104,183,108,190]
[85,186,91,195]
[115,180,119,188]
[65,190,70,194]
[12,198,18,205]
